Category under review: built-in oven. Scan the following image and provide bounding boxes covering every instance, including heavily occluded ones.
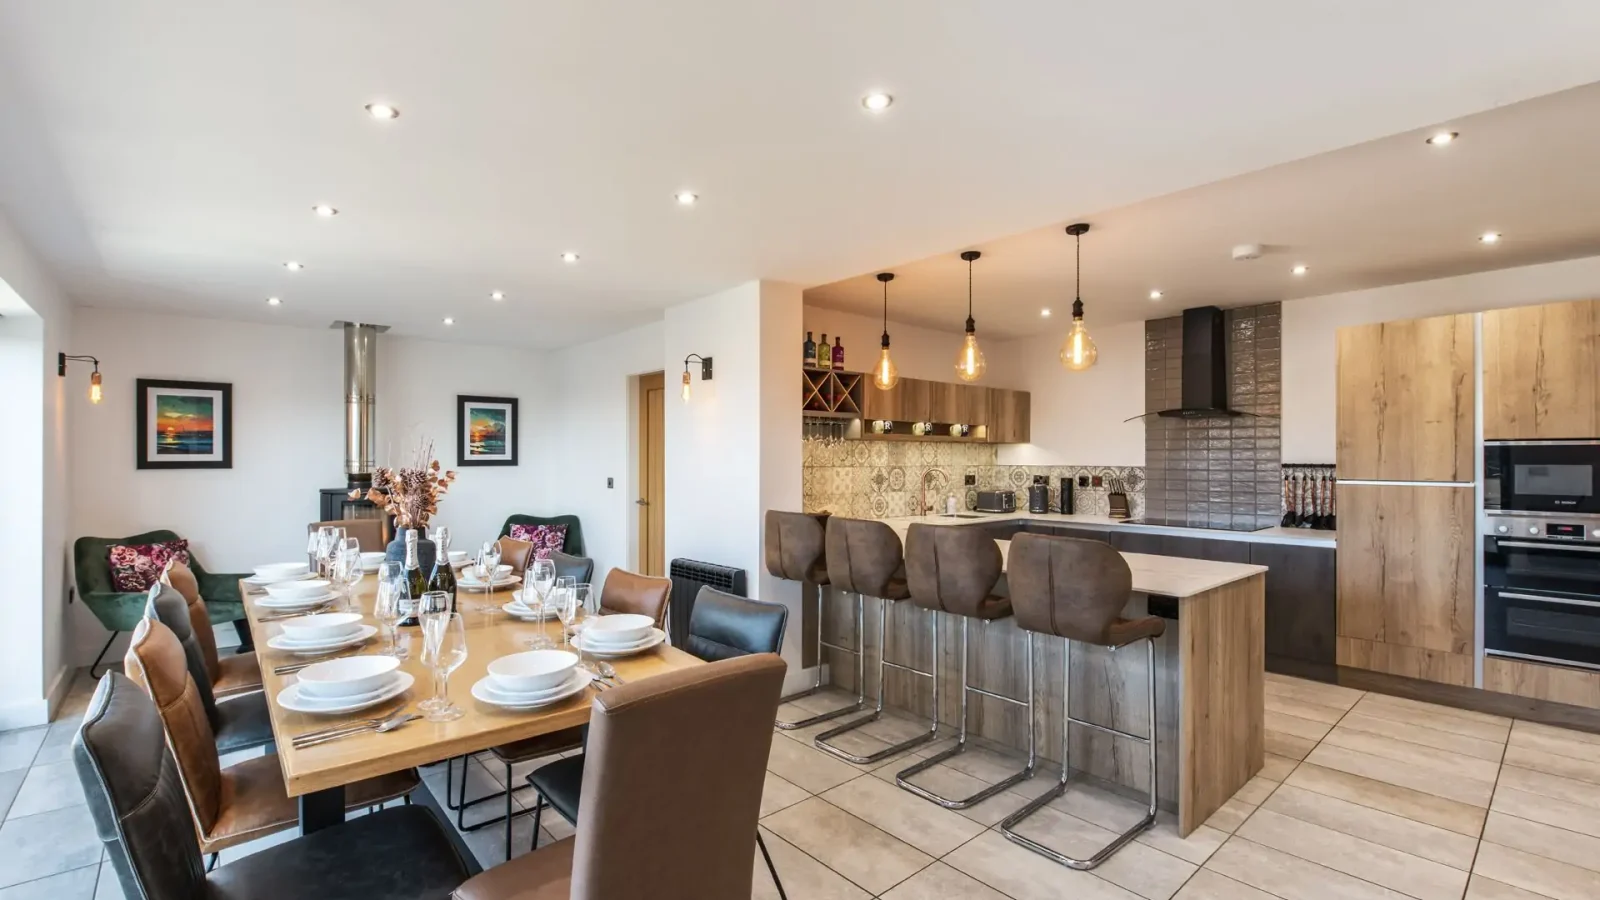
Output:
[1485,440,1600,515]
[1484,513,1600,670]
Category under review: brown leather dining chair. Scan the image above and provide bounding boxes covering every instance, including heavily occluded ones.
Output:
[451,653,787,900]
[597,567,671,626]
[160,560,261,698]
[122,617,421,865]
[496,537,536,576]
[307,518,388,554]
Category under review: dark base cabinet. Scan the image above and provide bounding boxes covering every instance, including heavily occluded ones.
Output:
[1249,543,1337,673]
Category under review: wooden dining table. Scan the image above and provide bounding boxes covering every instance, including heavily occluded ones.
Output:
[242,571,702,861]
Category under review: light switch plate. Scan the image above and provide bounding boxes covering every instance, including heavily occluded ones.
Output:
[606,477,613,488]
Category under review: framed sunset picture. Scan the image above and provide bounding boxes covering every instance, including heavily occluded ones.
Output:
[457,395,518,466]
[136,379,233,469]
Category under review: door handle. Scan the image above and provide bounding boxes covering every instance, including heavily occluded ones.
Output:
[1500,541,1600,553]
[636,499,650,506]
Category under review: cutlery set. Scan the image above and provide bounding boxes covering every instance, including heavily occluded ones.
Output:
[291,711,420,749]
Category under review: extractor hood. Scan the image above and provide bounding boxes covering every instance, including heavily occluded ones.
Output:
[1132,306,1254,420]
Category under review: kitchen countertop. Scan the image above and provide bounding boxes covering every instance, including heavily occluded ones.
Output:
[875,511,1337,548]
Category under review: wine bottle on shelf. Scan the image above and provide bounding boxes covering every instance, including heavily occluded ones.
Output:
[803,331,816,368]
[426,531,457,606]
[400,529,426,627]
[816,333,828,369]
[832,336,844,371]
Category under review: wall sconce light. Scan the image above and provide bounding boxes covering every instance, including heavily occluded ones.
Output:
[59,352,103,404]
[681,354,712,402]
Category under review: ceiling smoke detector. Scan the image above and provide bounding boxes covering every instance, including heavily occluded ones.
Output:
[1231,244,1265,261]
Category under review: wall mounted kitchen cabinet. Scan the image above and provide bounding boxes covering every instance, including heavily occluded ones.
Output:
[1336,314,1474,482]
[855,374,1029,443]
[985,388,1030,444]
[1483,299,1600,440]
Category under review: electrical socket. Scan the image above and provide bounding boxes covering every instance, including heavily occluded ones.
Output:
[1078,475,1090,487]
[964,474,976,485]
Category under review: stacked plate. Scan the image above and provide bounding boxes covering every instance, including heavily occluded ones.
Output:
[471,649,593,709]
[267,613,377,655]
[277,655,413,714]
[359,551,387,573]
[257,578,337,611]
[459,565,520,591]
[572,614,666,658]
[501,590,557,620]
[244,561,315,588]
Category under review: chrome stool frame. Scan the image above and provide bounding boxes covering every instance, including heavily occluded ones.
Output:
[775,587,867,729]
[1000,633,1158,870]
[814,594,939,764]
[897,618,1036,808]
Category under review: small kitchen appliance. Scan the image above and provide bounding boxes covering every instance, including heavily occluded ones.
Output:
[1059,478,1075,514]
[975,490,1016,514]
[1028,477,1049,514]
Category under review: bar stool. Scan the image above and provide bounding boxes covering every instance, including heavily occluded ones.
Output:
[813,517,938,764]
[767,511,864,730]
[895,524,1035,808]
[1000,533,1164,870]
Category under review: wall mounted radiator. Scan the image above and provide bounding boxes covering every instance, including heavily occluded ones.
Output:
[667,559,747,647]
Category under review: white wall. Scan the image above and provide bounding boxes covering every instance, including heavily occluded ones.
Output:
[759,283,805,681]
[990,319,1147,467]
[803,305,973,384]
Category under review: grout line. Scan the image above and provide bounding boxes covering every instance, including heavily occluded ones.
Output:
[1465,729,1511,881]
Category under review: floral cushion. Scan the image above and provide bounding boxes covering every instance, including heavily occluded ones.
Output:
[108,539,191,593]
[508,523,567,560]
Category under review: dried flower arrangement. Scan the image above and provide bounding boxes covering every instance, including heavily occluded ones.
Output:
[350,439,458,530]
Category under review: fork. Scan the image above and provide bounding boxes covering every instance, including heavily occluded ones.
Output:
[291,710,410,745]
[293,713,419,749]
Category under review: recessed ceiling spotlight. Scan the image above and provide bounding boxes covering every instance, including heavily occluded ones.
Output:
[675,191,698,206]
[266,296,282,306]
[1426,131,1458,146]
[284,261,304,272]
[490,290,505,301]
[1040,308,1052,318]
[1149,290,1164,300]
[312,204,338,217]
[442,317,455,325]
[1480,231,1502,244]
[365,103,400,120]
[861,92,893,112]
[1291,264,1309,276]
[560,251,580,263]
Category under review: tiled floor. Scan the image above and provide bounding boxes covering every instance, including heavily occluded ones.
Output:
[9,667,1600,899]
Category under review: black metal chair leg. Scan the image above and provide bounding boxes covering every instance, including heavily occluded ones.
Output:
[232,619,255,651]
[88,632,119,678]
[504,762,514,861]
[756,831,786,900]
[530,794,544,852]
[206,853,219,872]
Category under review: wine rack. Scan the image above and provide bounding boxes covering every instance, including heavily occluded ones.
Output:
[802,368,863,417]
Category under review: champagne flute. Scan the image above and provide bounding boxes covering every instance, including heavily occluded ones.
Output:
[315,526,338,578]
[420,610,467,722]
[376,561,407,658]
[374,576,403,658]
[416,590,454,712]
[340,545,364,611]
[558,584,589,648]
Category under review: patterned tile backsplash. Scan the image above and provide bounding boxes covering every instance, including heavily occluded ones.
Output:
[801,438,1146,520]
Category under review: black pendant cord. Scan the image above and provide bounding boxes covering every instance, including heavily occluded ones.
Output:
[877,272,894,349]
[1073,229,1084,320]
[966,257,975,333]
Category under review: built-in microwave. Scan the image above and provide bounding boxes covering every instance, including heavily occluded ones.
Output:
[1484,440,1600,516]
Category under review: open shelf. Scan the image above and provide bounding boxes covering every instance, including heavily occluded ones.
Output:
[802,368,864,417]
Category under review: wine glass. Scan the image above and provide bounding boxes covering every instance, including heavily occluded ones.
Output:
[374,575,405,659]
[339,546,365,611]
[416,591,454,712]
[478,540,502,584]
[420,609,466,722]
[315,526,339,578]
[558,584,589,648]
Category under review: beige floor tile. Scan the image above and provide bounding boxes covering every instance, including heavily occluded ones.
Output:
[1492,785,1600,840]
[1004,803,1196,899]
[1230,776,1279,807]
[1266,730,1318,761]
[1260,753,1301,783]
[752,828,871,900]
[785,687,863,716]
[879,861,1012,900]
[944,829,1145,900]
[1322,725,1502,784]
[1267,692,1350,725]
[1465,874,1553,899]
[1338,710,1508,762]
[1204,835,1414,900]
[1137,817,1230,867]
[1237,807,1468,900]
[762,797,933,895]
[1504,742,1600,787]
[1508,721,1600,761]
[1353,693,1512,743]
[858,713,942,746]
[1173,868,1279,900]
[1265,673,1364,711]
[1286,763,1487,837]
[1037,777,1226,864]
[1268,710,1335,742]
[1484,810,1600,875]
[938,745,1035,786]
[1474,841,1600,900]
[1306,742,1495,808]
[1263,783,1478,870]
[1201,797,1257,834]
[767,734,863,794]
[1498,764,1600,811]
[798,722,928,772]
[878,760,1037,827]
[760,772,811,818]
[820,774,985,857]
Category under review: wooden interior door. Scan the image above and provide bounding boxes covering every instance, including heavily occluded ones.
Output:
[637,372,666,576]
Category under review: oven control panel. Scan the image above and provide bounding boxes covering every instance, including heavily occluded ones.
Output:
[1485,514,1600,542]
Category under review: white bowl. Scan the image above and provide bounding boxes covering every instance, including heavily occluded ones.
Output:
[254,561,309,579]
[465,564,514,582]
[486,650,578,693]
[265,578,332,600]
[583,614,654,646]
[277,612,364,643]
[295,655,400,698]
[359,551,386,566]
[448,550,469,565]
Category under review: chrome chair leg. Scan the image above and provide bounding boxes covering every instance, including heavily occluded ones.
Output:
[814,596,938,764]
[776,589,867,729]
[897,621,1036,808]
[1000,635,1158,870]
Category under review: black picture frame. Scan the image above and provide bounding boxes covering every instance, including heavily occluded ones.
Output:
[135,379,234,470]
[457,395,519,467]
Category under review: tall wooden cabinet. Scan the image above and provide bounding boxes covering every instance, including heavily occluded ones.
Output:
[1482,299,1600,439]
[1335,313,1474,482]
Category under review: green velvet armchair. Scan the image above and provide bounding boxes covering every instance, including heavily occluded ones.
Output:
[497,514,584,556]
[73,529,250,674]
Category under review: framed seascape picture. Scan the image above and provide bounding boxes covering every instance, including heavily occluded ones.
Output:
[457,395,518,466]
[135,379,233,470]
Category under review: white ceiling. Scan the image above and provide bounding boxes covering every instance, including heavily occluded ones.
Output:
[3,1,1600,346]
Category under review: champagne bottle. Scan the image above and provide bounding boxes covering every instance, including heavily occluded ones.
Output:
[400,530,426,626]
[803,331,816,368]
[427,536,457,605]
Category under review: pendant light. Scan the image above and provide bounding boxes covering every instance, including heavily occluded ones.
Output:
[873,272,899,390]
[954,250,986,382]
[1060,223,1099,371]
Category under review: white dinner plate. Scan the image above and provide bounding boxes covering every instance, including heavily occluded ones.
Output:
[480,668,590,703]
[572,628,667,658]
[500,601,558,621]
[471,669,594,709]
[257,590,340,609]
[266,624,378,654]
[459,574,522,591]
[277,671,414,715]
[244,571,317,587]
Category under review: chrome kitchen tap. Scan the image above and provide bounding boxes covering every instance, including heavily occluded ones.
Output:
[920,468,939,516]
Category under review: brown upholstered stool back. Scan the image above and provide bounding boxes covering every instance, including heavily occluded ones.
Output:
[1007,533,1163,646]
[764,511,830,584]
[825,517,906,598]
[904,524,1007,618]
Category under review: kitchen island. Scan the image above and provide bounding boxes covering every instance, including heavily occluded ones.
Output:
[815,516,1266,835]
